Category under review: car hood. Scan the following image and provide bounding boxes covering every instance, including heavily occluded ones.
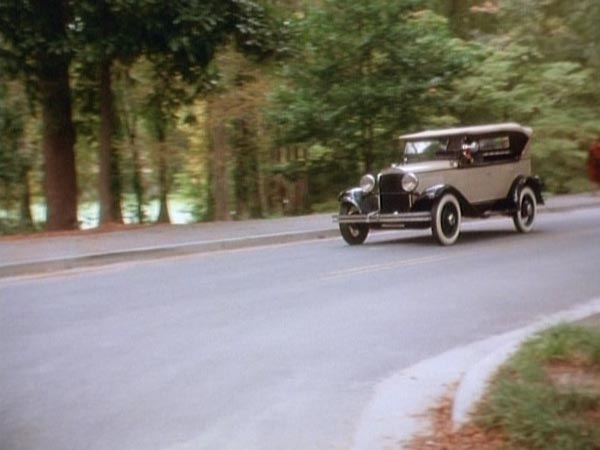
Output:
[380,160,456,175]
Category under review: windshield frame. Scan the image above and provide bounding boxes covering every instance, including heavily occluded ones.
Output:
[402,138,452,163]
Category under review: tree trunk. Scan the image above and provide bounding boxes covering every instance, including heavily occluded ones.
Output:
[294,174,309,215]
[255,116,269,217]
[232,118,263,219]
[156,139,171,223]
[19,164,34,229]
[362,119,375,174]
[39,63,78,231]
[130,133,145,223]
[246,121,262,219]
[98,59,123,225]
[444,0,471,37]
[208,109,231,221]
[117,66,145,223]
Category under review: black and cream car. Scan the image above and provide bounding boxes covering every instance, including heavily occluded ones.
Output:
[334,123,544,246]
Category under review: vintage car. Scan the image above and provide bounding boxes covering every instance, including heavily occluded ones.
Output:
[334,123,544,246]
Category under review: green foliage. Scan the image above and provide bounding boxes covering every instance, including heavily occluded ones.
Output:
[232,0,291,59]
[271,0,474,178]
[476,324,600,449]
[518,323,600,366]
[0,0,73,91]
[0,85,24,185]
[3,0,600,231]
[500,0,600,70]
[0,93,24,228]
[500,0,600,191]
[0,81,38,233]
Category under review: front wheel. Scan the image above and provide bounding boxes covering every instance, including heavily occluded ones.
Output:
[432,193,462,246]
[339,204,369,245]
[513,186,537,233]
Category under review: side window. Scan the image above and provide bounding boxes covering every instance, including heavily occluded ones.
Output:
[477,135,513,163]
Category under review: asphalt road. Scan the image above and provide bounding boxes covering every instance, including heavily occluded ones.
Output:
[2,207,600,450]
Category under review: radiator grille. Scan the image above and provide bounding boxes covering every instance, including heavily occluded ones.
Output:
[379,173,410,213]
[379,194,410,213]
[379,173,403,192]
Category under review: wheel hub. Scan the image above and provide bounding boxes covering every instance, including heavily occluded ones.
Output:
[447,213,456,227]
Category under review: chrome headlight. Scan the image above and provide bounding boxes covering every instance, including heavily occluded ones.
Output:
[359,174,376,194]
[401,172,418,192]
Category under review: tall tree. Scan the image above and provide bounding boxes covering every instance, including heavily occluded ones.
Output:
[137,0,283,222]
[272,0,471,174]
[113,65,146,223]
[0,0,78,230]
[73,0,148,224]
[0,82,32,229]
[140,64,188,224]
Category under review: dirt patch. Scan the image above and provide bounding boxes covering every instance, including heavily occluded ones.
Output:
[408,360,600,449]
[576,313,600,329]
[545,362,600,394]
[407,388,507,450]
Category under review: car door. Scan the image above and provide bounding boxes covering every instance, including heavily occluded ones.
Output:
[450,134,526,204]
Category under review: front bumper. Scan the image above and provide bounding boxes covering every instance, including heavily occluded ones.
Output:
[333,211,431,225]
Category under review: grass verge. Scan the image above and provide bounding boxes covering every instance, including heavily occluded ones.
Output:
[474,323,600,450]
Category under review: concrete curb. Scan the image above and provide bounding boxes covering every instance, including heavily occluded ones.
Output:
[0,228,339,278]
[350,297,600,449]
[540,195,600,213]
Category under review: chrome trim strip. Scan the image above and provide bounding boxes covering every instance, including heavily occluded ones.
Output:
[333,212,431,224]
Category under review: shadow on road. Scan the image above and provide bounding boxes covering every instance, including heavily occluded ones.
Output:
[362,228,533,247]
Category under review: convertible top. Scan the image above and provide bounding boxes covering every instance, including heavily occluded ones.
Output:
[400,123,532,140]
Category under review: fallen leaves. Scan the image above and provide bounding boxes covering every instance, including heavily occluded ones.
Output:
[406,386,507,450]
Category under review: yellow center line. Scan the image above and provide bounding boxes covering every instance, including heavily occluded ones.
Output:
[322,251,475,281]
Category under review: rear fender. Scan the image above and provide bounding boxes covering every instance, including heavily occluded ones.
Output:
[510,176,545,205]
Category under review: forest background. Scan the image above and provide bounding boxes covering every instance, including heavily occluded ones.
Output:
[1,0,599,233]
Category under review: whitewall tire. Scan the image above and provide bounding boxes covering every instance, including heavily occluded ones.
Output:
[513,186,537,233]
[339,204,369,245]
[432,193,462,246]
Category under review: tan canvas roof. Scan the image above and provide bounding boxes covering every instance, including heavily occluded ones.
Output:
[399,123,532,140]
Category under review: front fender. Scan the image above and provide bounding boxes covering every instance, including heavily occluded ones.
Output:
[414,184,471,213]
[338,188,362,211]
[421,184,449,200]
[338,188,377,214]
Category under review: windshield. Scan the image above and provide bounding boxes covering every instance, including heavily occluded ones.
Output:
[403,139,449,162]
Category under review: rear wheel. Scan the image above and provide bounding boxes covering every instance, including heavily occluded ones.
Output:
[339,204,369,245]
[513,186,536,233]
[432,193,461,246]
